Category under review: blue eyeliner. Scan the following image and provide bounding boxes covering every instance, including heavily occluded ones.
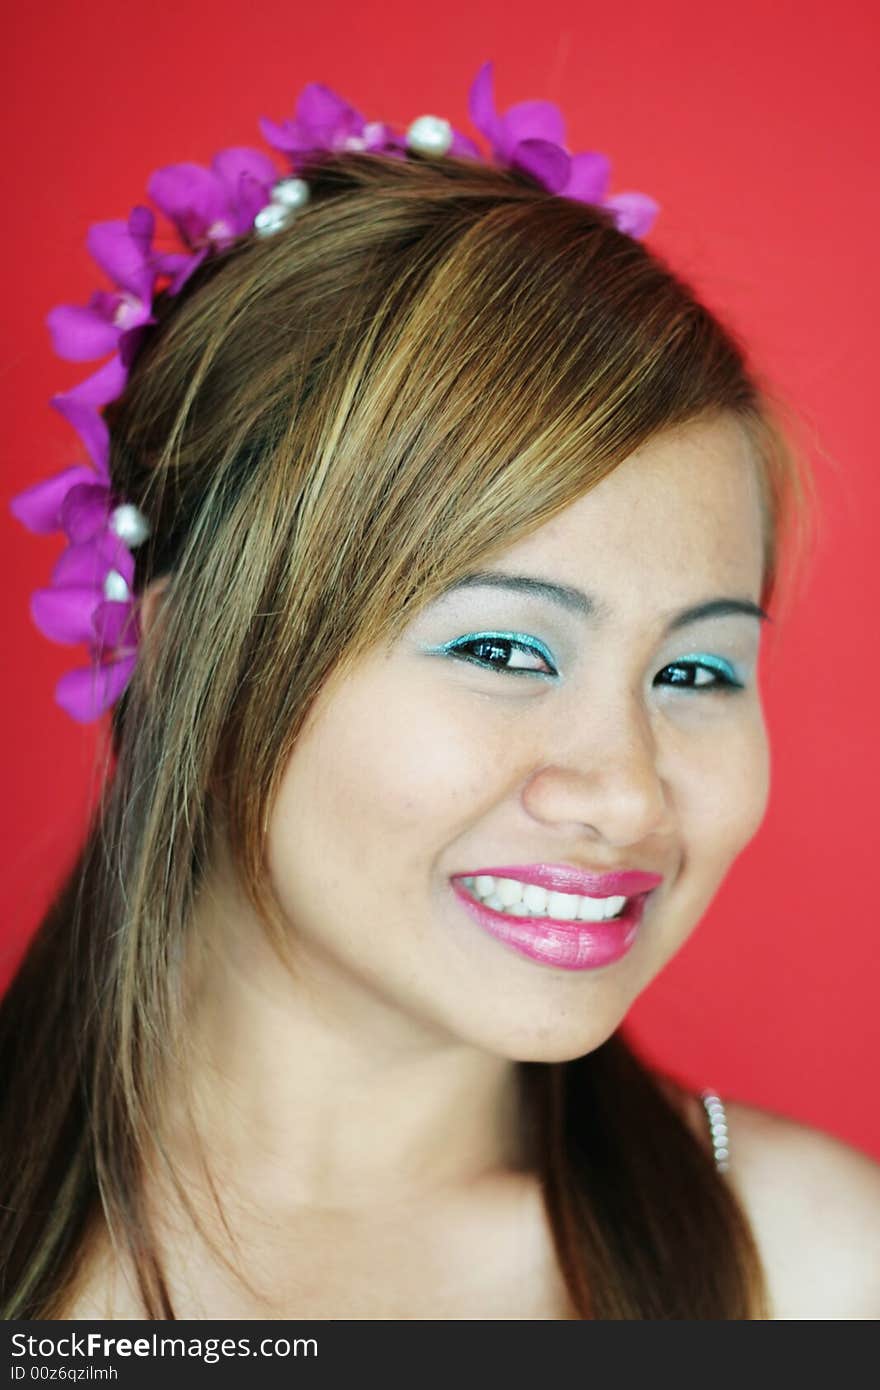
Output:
[673,653,744,687]
[420,632,746,691]
[421,630,558,676]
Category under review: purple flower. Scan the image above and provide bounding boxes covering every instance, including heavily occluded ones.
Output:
[49,352,129,477]
[53,649,140,723]
[37,503,142,722]
[260,83,404,162]
[467,60,659,237]
[260,83,481,168]
[31,525,133,647]
[46,206,158,363]
[15,196,158,722]
[9,464,99,535]
[148,147,279,293]
[14,473,144,721]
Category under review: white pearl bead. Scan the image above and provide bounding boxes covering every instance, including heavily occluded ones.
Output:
[110,503,150,548]
[103,568,131,603]
[406,115,453,156]
[253,202,293,237]
[271,177,311,210]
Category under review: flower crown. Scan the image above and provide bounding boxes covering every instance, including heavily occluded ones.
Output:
[9,60,659,725]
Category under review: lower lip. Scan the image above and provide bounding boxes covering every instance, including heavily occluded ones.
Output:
[449,879,649,971]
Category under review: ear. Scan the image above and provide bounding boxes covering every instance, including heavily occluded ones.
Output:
[137,575,172,697]
[139,574,171,646]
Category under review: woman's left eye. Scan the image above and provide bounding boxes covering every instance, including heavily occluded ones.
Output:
[437,632,557,677]
[657,657,744,693]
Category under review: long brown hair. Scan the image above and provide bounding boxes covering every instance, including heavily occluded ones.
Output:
[0,150,815,1319]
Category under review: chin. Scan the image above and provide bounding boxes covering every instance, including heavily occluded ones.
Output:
[476,1012,625,1067]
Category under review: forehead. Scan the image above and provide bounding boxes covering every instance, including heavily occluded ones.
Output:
[494,415,766,611]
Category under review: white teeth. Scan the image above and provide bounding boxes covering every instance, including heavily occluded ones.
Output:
[546,890,579,920]
[522,883,548,913]
[460,874,628,923]
[496,877,524,907]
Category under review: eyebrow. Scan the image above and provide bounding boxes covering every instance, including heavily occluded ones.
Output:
[435,570,771,633]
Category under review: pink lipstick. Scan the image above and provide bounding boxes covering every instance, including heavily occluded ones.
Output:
[449,863,663,971]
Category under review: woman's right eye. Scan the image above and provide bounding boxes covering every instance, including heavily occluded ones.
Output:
[433,631,558,677]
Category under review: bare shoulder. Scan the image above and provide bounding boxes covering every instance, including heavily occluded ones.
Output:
[722,1098,880,1319]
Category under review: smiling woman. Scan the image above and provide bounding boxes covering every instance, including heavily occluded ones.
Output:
[3,78,879,1321]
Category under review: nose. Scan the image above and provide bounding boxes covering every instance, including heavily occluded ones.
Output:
[521,695,675,850]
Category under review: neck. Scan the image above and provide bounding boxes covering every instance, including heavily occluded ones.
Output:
[151,861,535,1220]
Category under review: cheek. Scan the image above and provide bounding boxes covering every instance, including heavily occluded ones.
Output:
[682,705,771,878]
[267,669,510,899]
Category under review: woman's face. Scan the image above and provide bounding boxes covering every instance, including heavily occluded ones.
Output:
[266,414,770,1062]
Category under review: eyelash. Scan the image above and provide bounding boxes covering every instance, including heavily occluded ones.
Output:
[435,632,745,693]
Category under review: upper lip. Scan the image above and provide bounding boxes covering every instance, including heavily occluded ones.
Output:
[452,862,664,898]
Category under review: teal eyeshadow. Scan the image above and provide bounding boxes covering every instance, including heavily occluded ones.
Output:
[675,652,742,683]
[422,630,557,668]
[420,637,743,684]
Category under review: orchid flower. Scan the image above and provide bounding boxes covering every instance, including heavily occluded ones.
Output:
[46,206,158,365]
[468,60,659,236]
[260,81,481,166]
[148,147,279,293]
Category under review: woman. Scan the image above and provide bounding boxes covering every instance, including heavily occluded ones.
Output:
[3,67,879,1321]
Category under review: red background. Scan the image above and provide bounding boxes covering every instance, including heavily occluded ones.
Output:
[3,2,878,1157]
